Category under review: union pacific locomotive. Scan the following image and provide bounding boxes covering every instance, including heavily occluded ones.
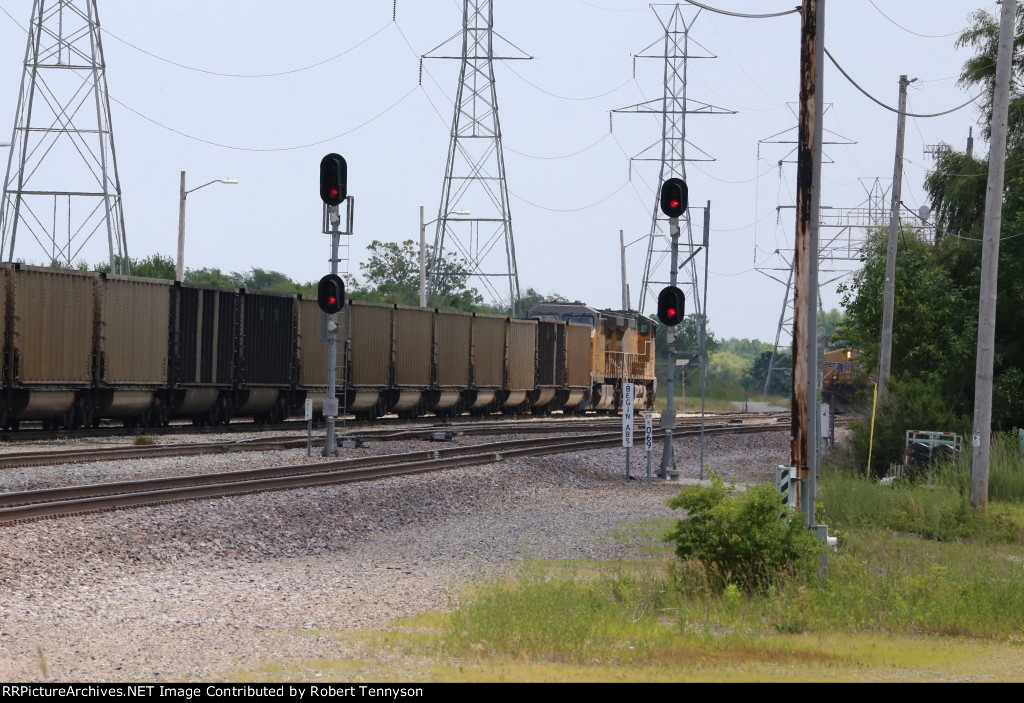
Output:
[0,264,656,429]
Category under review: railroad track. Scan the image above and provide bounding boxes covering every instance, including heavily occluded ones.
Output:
[0,423,784,524]
[0,410,789,444]
[0,415,789,470]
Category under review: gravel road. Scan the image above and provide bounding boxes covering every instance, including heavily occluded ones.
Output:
[0,429,789,682]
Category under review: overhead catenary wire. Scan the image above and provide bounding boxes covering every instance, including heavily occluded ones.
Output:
[501,62,634,102]
[684,0,801,19]
[508,180,631,212]
[868,0,961,39]
[825,47,982,117]
[503,132,613,160]
[100,21,393,78]
[108,86,419,152]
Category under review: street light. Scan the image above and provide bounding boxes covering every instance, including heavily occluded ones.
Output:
[177,170,238,281]
[419,207,470,307]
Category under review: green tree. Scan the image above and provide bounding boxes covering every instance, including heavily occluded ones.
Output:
[706,349,752,386]
[93,253,176,279]
[749,349,791,397]
[359,239,484,311]
[515,287,571,317]
[184,267,239,288]
[835,7,1024,467]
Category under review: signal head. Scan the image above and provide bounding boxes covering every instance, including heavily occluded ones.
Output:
[656,285,685,326]
[319,153,348,206]
[659,178,688,218]
[317,273,345,314]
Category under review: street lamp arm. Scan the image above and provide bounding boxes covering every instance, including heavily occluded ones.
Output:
[184,178,238,198]
[177,173,238,281]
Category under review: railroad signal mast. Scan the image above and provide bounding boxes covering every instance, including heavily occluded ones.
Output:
[658,178,687,477]
[319,153,351,457]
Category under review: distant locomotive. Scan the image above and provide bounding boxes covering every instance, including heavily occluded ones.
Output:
[822,347,869,409]
[0,264,655,429]
[526,303,656,413]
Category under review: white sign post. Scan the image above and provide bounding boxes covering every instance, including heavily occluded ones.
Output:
[305,399,314,457]
[644,412,654,483]
[622,383,634,480]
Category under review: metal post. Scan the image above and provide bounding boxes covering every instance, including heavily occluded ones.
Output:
[419,205,427,307]
[698,201,710,480]
[877,74,910,399]
[176,171,186,281]
[970,0,1015,509]
[323,202,342,457]
[620,229,629,310]
[659,216,680,477]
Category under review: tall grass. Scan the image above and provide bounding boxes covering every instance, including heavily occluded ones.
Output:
[947,431,1024,502]
[820,471,1024,543]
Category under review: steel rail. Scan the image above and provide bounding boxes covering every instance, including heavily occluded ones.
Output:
[0,415,789,470]
[0,424,783,524]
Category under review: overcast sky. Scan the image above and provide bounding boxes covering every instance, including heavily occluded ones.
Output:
[0,0,995,342]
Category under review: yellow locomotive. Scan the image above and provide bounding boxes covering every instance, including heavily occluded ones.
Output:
[527,303,656,412]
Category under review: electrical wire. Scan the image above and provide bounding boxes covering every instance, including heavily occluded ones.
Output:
[684,0,800,19]
[100,21,393,78]
[575,0,647,12]
[503,133,612,160]
[710,209,777,232]
[508,180,631,212]
[689,160,773,185]
[501,62,634,101]
[868,0,961,39]
[825,47,982,117]
[945,230,1024,242]
[108,86,419,151]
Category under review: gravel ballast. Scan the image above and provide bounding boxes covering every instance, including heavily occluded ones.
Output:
[0,430,789,682]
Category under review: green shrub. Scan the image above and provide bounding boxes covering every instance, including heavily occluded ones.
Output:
[846,376,966,478]
[665,474,826,593]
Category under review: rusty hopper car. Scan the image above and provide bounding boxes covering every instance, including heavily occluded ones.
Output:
[296,296,328,412]
[504,317,537,413]
[1,265,96,429]
[94,273,172,427]
[168,282,238,425]
[433,309,472,417]
[468,312,505,414]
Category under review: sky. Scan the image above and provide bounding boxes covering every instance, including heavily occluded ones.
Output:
[0,0,997,343]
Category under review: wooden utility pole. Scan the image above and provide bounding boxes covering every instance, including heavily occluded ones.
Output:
[792,0,818,519]
[877,75,911,399]
[970,0,1016,509]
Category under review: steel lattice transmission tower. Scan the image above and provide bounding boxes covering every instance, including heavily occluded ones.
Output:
[422,0,529,313]
[613,5,732,316]
[1,0,128,273]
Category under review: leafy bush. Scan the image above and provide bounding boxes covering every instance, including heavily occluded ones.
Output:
[665,474,826,593]
[846,376,966,478]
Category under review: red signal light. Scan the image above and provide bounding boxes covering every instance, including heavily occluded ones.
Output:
[317,273,345,314]
[657,285,685,326]
[329,188,339,199]
[669,200,680,210]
